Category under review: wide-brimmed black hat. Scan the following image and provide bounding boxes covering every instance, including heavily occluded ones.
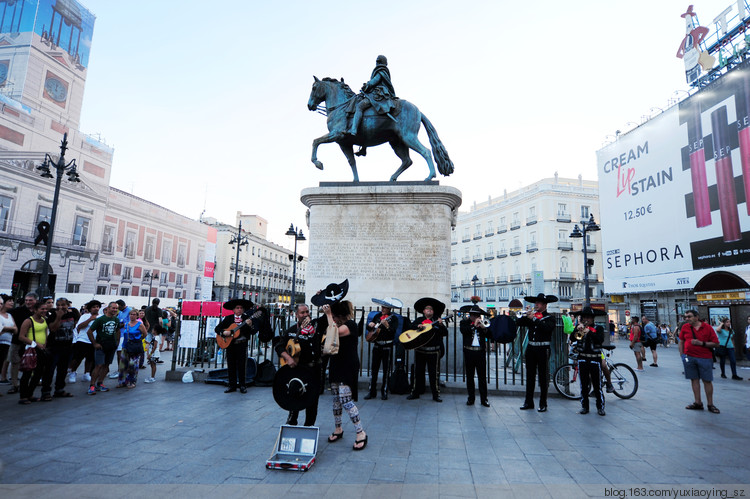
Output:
[223,298,254,311]
[311,279,349,306]
[459,304,489,316]
[414,297,445,318]
[524,293,559,304]
[273,365,319,411]
[372,297,403,309]
[572,306,607,317]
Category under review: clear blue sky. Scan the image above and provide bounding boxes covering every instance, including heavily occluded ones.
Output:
[77,0,735,249]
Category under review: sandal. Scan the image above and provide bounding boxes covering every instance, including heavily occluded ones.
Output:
[328,430,344,443]
[685,402,704,410]
[707,405,720,414]
[7,387,18,394]
[126,383,136,389]
[18,399,31,405]
[40,394,53,402]
[28,397,39,402]
[53,391,74,398]
[353,434,368,451]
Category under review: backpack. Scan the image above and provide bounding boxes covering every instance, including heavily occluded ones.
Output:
[389,347,410,394]
[254,359,276,387]
[488,314,518,344]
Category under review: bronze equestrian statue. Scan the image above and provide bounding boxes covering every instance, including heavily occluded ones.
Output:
[307,55,454,182]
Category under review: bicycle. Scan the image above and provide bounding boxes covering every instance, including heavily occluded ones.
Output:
[553,345,638,400]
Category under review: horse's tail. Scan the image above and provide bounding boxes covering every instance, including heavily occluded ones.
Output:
[421,113,454,176]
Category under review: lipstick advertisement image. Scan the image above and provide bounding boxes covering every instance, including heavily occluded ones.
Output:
[710,106,741,242]
[687,99,712,228]
[737,72,750,215]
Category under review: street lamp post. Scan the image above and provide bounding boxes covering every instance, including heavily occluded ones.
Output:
[229,221,249,300]
[569,214,601,307]
[35,133,80,297]
[471,274,479,301]
[285,223,306,310]
[144,270,158,307]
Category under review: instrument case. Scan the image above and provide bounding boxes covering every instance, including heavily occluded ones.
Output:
[266,425,319,472]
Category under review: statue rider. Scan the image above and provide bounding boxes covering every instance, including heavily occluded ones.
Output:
[347,55,397,136]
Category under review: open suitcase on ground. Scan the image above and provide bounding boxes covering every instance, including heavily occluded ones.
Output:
[266,425,319,472]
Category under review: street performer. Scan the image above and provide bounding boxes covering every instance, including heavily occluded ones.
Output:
[517,293,558,412]
[275,303,322,426]
[214,298,257,394]
[407,297,447,403]
[364,297,402,400]
[570,306,606,416]
[459,304,491,407]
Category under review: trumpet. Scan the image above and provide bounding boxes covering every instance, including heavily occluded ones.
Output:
[482,318,491,328]
[572,324,587,341]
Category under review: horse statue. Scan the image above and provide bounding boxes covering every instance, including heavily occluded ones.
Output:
[307,76,454,182]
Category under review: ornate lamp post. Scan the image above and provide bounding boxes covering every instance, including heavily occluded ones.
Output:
[229,221,249,300]
[471,274,479,303]
[143,270,158,307]
[285,223,306,310]
[569,214,601,307]
[35,133,80,297]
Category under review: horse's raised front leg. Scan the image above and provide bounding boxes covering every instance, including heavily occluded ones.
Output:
[311,132,345,170]
[338,142,359,182]
[389,140,413,181]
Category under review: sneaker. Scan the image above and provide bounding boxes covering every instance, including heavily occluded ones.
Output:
[636,368,645,372]
[87,385,96,395]
[144,377,155,383]
[107,372,119,379]
[82,373,92,382]
[97,384,110,392]
[67,372,76,383]
[0,379,10,385]
[606,383,615,393]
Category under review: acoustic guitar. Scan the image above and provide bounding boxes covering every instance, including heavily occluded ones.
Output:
[216,309,263,349]
[399,323,434,350]
[279,339,302,367]
[366,315,393,343]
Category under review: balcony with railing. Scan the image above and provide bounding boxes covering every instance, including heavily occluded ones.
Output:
[484,229,494,237]
[556,212,571,222]
[473,232,482,240]
[526,215,537,225]
[510,246,522,256]
[497,225,507,234]
[483,277,494,284]
[557,241,573,251]
[586,244,597,253]
[451,258,457,266]
[460,279,471,287]
[526,242,538,253]
[472,254,482,262]
[558,272,577,280]
[510,274,522,282]
[461,256,471,264]
[484,252,494,260]
[461,236,470,243]
[510,221,521,230]
[497,249,507,258]
[497,275,508,283]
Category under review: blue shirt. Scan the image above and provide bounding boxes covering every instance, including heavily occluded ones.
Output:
[643,322,658,339]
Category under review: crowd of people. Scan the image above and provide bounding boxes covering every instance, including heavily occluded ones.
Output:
[0,292,176,404]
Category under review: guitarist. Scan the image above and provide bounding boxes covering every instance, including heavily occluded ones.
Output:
[214,298,257,394]
[275,303,322,426]
[364,298,401,400]
[407,297,447,403]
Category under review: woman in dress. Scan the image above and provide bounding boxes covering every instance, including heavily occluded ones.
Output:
[716,318,742,380]
[324,300,367,450]
[18,301,50,404]
[118,308,147,388]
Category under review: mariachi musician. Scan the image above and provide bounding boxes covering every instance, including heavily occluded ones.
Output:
[517,293,558,412]
[407,297,448,403]
[364,297,402,400]
[570,306,607,416]
[459,304,491,407]
[214,298,258,394]
[275,303,323,426]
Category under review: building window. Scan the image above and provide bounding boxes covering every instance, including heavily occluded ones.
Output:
[177,244,186,268]
[124,231,136,258]
[109,285,118,294]
[160,273,168,285]
[196,249,204,270]
[72,216,90,247]
[101,226,114,254]
[140,288,149,297]
[120,288,130,296]
[558,230,567,241]
[161,240,172,265]
[36,205,52,225]
[66,283,80,293]
[486,220,493,233]
[176,274,183,286]
[581,205,590,219]
[122,266,132,281]
[96,285,107,295]
[158,290,166,298]
[145,236,155,262]
[99,263,110,278]
[558,203,567,215]
[175,291,182,299]
[195,276,202,287]
[560,257,569,272]
[0,194,12,231]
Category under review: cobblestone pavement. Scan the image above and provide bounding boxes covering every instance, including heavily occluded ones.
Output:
[0,338,748,497]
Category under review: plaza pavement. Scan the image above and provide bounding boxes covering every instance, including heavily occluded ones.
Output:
[0,337,748,498]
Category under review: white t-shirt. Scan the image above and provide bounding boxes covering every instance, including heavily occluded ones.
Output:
[74,313,98,344]
[0,312,15,345]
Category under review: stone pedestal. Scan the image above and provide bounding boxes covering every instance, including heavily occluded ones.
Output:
[301,181,462,311]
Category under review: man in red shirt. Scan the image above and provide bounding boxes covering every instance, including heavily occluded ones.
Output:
[679,309,720,413]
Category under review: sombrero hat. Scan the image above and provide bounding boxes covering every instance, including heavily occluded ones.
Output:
[523,293,559,304]
[311,279,349,307]
[223,298,254,311]
[459,304,489,316]
[572,306,607,317]
[372,297,403,309]
[413,297,445,318]
[272,365,319,412]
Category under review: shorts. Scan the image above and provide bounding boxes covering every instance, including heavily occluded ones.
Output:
[645,338,659,350]
[630,342,643,351]
[94,347,116,366]
[72,342,95,364]
[683,356,713,382]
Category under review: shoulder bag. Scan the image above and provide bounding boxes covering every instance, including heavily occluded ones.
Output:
[322,322,339,356]
[19,320,39,372]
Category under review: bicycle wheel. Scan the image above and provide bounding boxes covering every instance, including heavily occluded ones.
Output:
[609,363,638,399]
[553,364,581,400]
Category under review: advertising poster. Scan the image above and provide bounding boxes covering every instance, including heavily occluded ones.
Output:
[201,227,217,301]
[597,61,750,293]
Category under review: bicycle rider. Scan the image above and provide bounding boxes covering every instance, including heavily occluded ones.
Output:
[570,306,608,416]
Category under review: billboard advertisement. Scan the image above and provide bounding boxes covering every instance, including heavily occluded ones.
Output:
[201,227,217,301]
[597,61,750,293]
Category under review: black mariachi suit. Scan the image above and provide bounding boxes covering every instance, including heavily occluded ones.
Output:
[409,316,447,400]
[215,314,256,390]
[275,320,323,426]
[366,312,397,398]
[574,325,605,413]
[517,312,556,409]
[460,319,489,404]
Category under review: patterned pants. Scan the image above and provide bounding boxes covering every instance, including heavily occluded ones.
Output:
[331,383,363,434]
[118,351,141,385]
